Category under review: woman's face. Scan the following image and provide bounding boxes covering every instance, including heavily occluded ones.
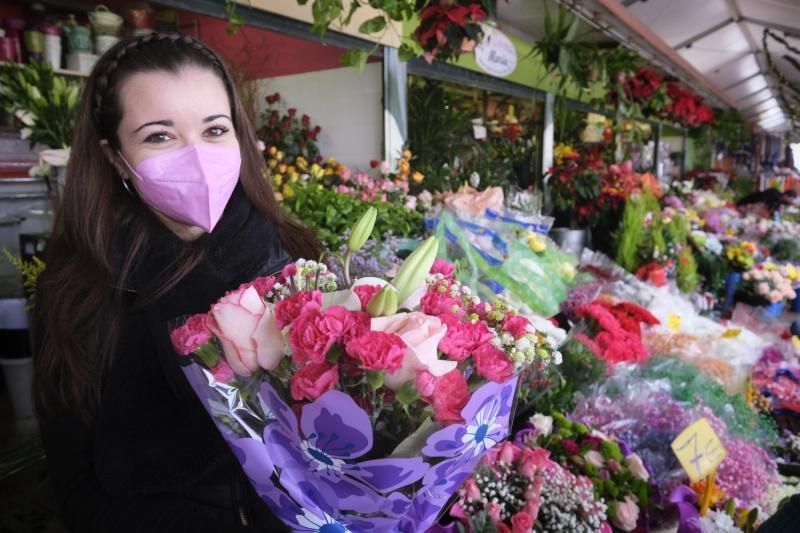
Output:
[114,66,239,239]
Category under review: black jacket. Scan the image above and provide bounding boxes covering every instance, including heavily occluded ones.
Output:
[38,186,291,532]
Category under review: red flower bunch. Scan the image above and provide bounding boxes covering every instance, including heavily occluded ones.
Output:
[661,83,715,128]
[414,0,488,63]
[547,146,607,227]
[574,301,654,365]
[257,92,322,166]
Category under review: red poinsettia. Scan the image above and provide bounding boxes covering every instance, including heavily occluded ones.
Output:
[660,82,715,128]
[414,0,488,63]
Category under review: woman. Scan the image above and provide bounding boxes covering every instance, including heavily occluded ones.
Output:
[33,33,319,532]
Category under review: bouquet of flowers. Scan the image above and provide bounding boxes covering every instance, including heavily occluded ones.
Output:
[740,263,797,305]
[573,300,658,366]
[518,412,654,532]
[170,209,561,532]
[726,241,758,272]
[449,440,609,532]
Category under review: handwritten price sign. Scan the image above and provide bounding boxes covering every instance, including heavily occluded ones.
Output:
[671,418,727,483]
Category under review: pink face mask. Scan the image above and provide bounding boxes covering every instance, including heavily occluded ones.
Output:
[122,144,241,233]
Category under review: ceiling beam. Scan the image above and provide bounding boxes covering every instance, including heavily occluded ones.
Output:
[728,0,791,119]
[741,95,777,113]
[707,50,756,75]
[741,17,800,39]
[723,71,767,92]
[674,18,734,50]
[747,105,782,119]
[736,85,774,104]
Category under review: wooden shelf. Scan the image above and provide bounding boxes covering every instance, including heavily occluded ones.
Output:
[53,67,88,78]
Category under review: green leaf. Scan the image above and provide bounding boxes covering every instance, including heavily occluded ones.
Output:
[398,43,417,62]
[340,48,369,70]
[359,15,387,34]
[396,380,419,406]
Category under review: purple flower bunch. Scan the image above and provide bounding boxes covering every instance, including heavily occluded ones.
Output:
[560,282,602,322]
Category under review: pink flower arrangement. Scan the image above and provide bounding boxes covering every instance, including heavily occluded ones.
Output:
[452,440,609,532]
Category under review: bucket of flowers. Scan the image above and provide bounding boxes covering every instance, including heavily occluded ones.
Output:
[169,208,561,531]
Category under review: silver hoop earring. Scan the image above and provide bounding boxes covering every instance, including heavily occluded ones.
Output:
[121,178,136,196]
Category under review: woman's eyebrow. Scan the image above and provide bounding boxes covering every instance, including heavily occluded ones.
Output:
[134,119,173,133]
[204,114,232,123]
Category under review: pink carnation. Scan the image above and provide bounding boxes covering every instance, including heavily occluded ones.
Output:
[474,343,514,382]
[418,369,469,424]
[420,287,464,320]
[353,284,382,311]
[502,315,531,339]
[170,313,212,355]
[346,331,407,373]
[438,320,494,361]
[250,276,277,298]
[210,359,234,383]
[290,305,354,366]
[430,259,456,278]
[274,290,322,329]
[290,361,339,401]
[511,511,534,533]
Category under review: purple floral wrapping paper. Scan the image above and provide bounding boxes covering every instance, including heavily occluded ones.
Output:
[182,364,519,532]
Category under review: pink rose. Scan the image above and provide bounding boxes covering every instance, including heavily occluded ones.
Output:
[353,284,382,311]
[585,450,605,468]
[625,454,650,481]
[502,315,531,339]
[250,276,277,298]
[171,313,212,355]
[420,287,465,321]
[463,478,481,501]
[612,495,640,532]
[450,502,468,521]
[497,441,521,464]
[511,511,534,533]
[486,502,502,523]
[422,369,469,424]
[496,524,511,533]
[290,361,340,401]
[346,331,406,373]
[210,359,234,383]
[290,305,354,366]
[209,285,284,375]
[430,259,456,278]
[600,523,613,533]
[474,343,514,382]
[438,320,494,361]
[372,312,455,390]
[274,290,322,329]
[519,446,552,478]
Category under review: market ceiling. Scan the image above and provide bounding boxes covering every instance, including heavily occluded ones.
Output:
[498,0,800,134]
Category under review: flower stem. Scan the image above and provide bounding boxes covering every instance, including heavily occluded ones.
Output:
[344,250,353,288]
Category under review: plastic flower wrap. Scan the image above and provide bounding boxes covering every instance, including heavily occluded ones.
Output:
[449,440,609,532]
[571,374,780,510]
[431,210,581,317]
[170,223,562,532]
[519,412,655,531]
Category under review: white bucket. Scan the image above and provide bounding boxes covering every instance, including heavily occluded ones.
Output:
[0,356,34,419]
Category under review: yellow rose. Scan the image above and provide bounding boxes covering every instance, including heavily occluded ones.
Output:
[276,151,284,161]
[277,164,287,174]
[273,174,283,186]
[402,150,412,160]
[412,171,424,184]
[268,146,277,156]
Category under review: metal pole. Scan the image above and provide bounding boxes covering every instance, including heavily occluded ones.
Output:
[383,47,408,166]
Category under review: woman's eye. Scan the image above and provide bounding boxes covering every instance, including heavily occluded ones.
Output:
[144,131,172,143]
[206,125,229,137]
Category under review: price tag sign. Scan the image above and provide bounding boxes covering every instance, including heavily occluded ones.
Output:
[722,328,741,339]
[667,314,682,332]
[671,418,727,483]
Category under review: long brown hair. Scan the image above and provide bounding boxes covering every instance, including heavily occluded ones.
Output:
[34,33,320,422]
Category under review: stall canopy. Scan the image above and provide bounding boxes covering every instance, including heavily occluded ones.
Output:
[620,0,800,133]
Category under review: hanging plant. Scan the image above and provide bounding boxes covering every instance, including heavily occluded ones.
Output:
[413,0,489,63]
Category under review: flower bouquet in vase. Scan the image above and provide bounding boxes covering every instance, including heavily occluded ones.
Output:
[169,208,561,532]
